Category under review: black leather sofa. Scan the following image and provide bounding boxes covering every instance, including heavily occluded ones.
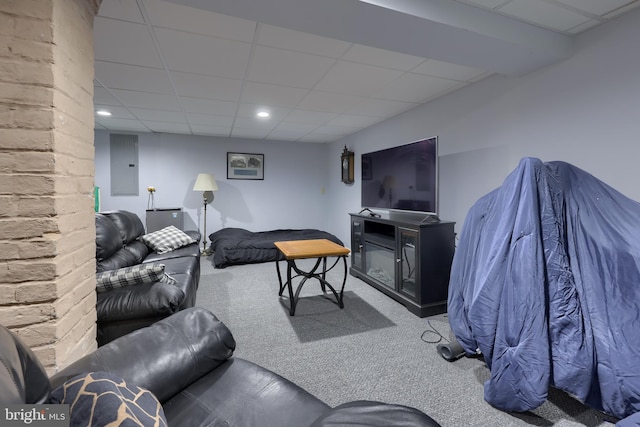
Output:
[1,307,442,427]
[95,210,201,346]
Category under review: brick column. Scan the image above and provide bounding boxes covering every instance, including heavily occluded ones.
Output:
[0,0,101,374]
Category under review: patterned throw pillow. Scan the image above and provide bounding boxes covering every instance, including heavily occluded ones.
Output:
[96,263,177,293]
[139,226,196,254]
[50,372,168,427]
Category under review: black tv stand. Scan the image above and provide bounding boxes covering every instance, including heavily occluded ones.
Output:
[349,212,455,317]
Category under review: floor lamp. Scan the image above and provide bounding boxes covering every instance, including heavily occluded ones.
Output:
[193,173,218,255]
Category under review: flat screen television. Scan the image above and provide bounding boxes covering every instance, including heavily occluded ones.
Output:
[361,136,438,214]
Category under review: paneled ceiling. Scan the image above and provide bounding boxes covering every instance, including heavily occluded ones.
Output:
[94,0,640,142]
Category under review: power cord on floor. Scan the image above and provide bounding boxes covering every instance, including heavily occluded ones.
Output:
[420,319,450,344]
[422,317,472,362]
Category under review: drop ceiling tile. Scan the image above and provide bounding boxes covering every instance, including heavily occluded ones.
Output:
[256,24,351,58]
[313,124,361,136]
[298,132,341,143]
[94,87,122,106]
[94,18,163,68]
[233,117,278,131]
[94,105,136,119]
[273,121,321,133]
[143,121,191,134]
[374,73,461,103]
[296,91,367,113]
[95,61,171,93]
[186,113,234,127]
[266,128,310,141]
[190,124,231,136]
[325,115,381,128]
[411,59,487,81]
[556,0,635,16]
[231,127,272,139]
[143,0,257,42]
[240,82,308,108]
[111,89,181,110]
[155,28,252,78]
[171,71,243,102]
[247,45,337,89]
[498,0,591,31]
[346,99,418,118]
[236,104,290,120]
[180,97,237,116]
[424,82,469,103]
[128,108,187,123]
[315,62,404,97]
[97,0,145,23]
[95,117,149,131]
[283,110,338,125]
[342,44,425,71]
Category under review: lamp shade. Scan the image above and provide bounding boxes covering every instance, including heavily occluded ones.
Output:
[193,173,218,192]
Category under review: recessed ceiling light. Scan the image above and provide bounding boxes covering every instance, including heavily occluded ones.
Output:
[256,111,270,118]
[96,110,112,117]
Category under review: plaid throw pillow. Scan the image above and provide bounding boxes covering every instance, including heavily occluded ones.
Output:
[96,263,176,293]
[139,226,196,254]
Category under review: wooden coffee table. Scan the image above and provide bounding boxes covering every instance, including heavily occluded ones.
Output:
[274,239,351,316]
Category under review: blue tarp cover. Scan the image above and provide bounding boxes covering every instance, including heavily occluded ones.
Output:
[448,158,640,425]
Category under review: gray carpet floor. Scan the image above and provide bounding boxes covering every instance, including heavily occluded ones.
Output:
[196,257,618,427]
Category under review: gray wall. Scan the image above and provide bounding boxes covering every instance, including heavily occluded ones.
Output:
[327,6,640,244]
[95,131,330,237]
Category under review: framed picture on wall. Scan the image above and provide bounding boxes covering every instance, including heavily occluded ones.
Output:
[227,152,264,180]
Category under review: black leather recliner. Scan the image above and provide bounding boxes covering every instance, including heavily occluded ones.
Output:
[1,307,442,426]
[95,210,201,345]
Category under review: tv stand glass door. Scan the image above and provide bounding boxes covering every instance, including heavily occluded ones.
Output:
[398,228,418,298]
